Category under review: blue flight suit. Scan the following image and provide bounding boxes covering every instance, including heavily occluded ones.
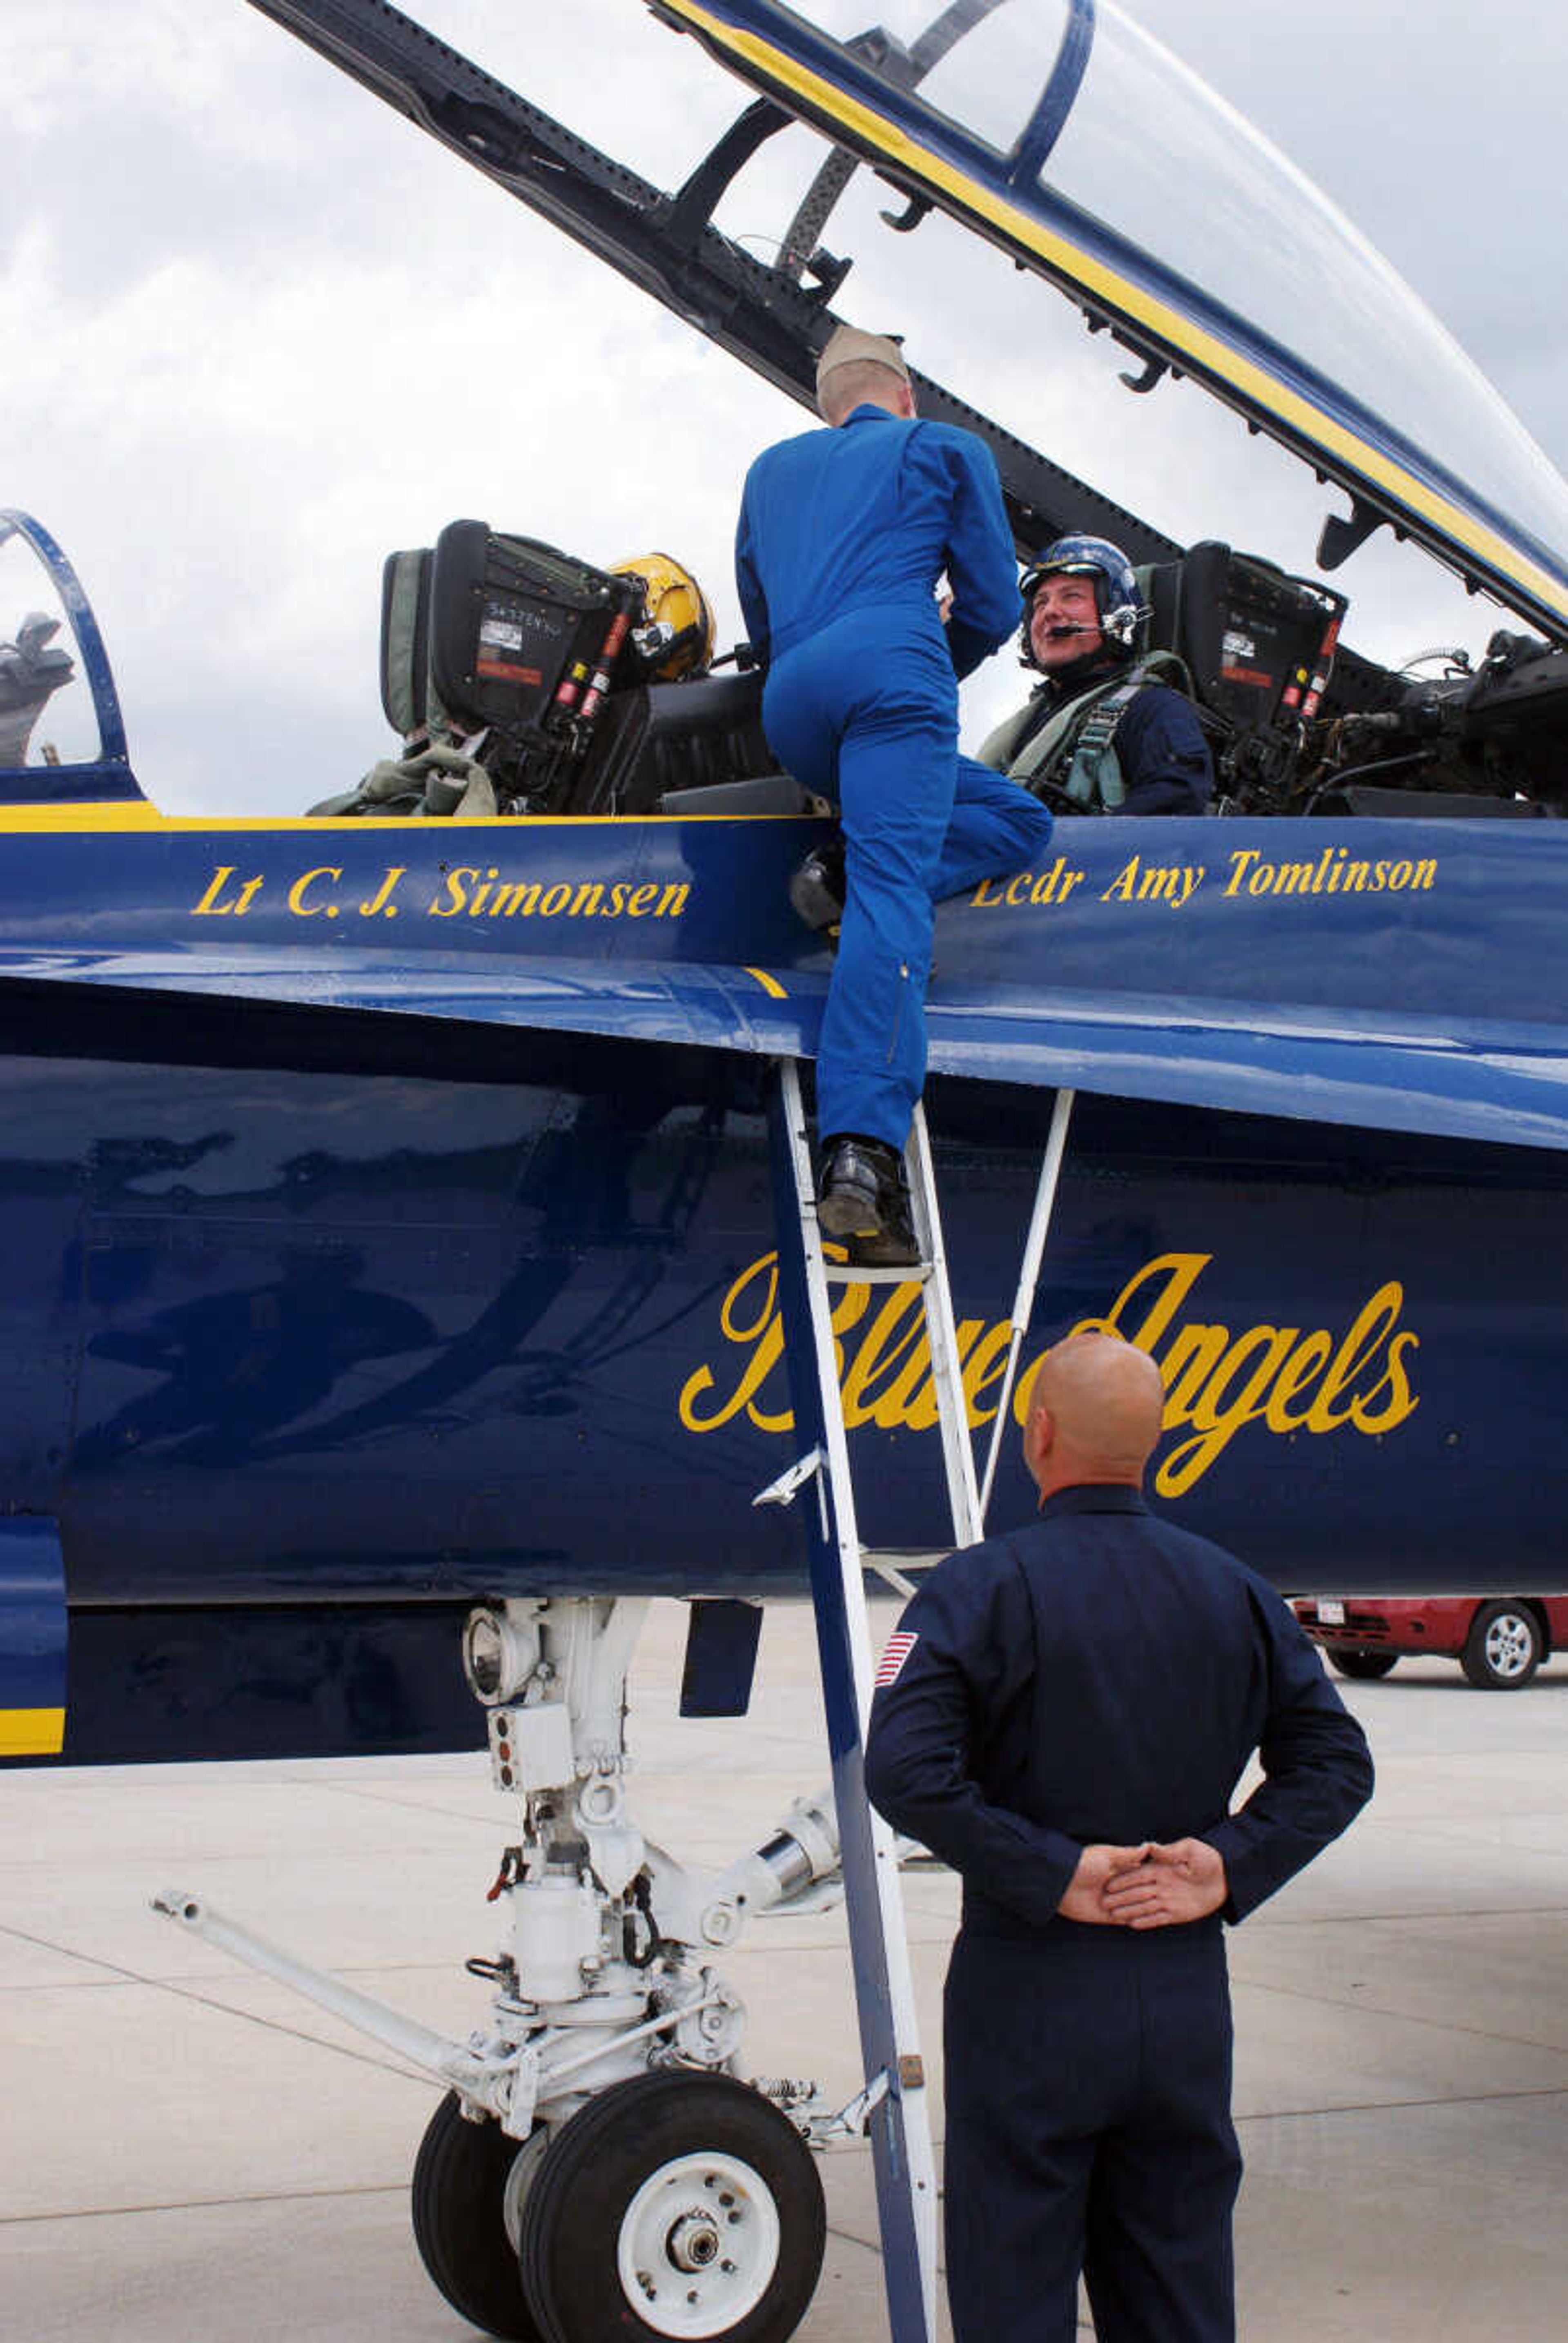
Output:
[735,403,1052,1148]
[864,1485,1373,2343]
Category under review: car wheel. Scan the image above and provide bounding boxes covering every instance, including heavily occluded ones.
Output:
[1326,1648,1398,1681]
[1461,1601,1543,1689]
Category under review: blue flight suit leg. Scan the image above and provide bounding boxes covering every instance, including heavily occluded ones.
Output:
[937,756,1052,899]
[765,612,1051,1149]
[765,608,957,1148]
[944,1926,1240,2343]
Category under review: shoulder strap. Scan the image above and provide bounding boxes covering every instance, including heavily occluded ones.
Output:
[976,693,1045,774]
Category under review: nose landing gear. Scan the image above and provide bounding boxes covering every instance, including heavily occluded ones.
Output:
[158,1595,843,2343]
[517,2069,824,2342]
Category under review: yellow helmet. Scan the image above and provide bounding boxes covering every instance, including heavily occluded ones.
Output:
[610,552,715,680]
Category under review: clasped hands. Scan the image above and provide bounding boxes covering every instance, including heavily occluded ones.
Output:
[1057,1837,1227,1929]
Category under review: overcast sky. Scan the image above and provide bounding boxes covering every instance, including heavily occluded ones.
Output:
[6,0,1566,814]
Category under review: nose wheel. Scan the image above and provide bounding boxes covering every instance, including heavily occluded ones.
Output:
[518,2070,826,2342]
[411,2091,550,2341]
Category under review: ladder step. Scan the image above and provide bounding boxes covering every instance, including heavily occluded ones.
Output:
[824,1261,933,1285]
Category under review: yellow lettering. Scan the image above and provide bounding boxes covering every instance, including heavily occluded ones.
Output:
[288,866,342,916]
[1073,1253,1212,1356]
[359,867,405,918]
[192,865,238,915]
[490,882,542,916]
[1156,1326,1301,1497]
[657,882,690,918]
[1101,856,1140,902]
[840,1283,926,1428]
[430,868,476,917]
[193,866,264,916]
[1350,1330,1421,1434]
[539,884,572,916]
[961,1321,1014,1424]
[678,1253,793,1434]
[1263,1332,1333,1431]
[1306,1284,1407,1431]
[570,882,606,917]
[679,1246,1422,1494]
[1006,872,1031,906]
[1160,1323,1232,1421]
[971,877,1005,907]
[1225,848,1261,896]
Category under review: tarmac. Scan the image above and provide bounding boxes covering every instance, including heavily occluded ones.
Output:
[4,1597,1568,2342]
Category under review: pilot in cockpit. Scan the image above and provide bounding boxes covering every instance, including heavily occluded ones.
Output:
[978,535,1213,817]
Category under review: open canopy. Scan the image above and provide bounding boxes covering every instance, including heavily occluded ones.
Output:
[652,0,1568,640]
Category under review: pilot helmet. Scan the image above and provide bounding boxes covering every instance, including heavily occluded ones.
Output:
[610,552,716,680]
[1020,533,1145,662]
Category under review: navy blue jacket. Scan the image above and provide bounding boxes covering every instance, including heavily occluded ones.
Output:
[865,1485,1372,1938]
[735,404,1019,679]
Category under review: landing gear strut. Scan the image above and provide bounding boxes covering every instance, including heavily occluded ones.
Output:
[156,1596,849,2342]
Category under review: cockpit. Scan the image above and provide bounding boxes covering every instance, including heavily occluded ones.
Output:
[0,521,96,773]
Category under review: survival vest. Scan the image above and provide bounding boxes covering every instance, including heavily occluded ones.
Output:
[977,650,1195,810]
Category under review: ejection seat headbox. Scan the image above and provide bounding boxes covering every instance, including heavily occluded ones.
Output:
[1138,540,1348,742]
[425,521,638,743]
[379,547,433,745]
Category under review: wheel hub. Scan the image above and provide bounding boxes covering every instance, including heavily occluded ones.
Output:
[667,2209,722,2270]
[1486,1614,1533,1677]
[617,2150,781,2337]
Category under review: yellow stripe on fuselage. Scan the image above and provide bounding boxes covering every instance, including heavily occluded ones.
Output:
[658,0,1568,628]
[0,806,815,834]
[0,1706,65,1757]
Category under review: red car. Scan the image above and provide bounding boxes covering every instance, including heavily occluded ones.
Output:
[1292,1595,1568,1689]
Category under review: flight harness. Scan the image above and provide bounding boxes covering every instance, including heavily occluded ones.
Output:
[980,648,1195,810]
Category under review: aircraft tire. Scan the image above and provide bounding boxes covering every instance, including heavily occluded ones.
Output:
[517,2068,825,2343]
[1325,1647,1398,1680]
[1461,1600,1544,1689]
[411,2091,550,2341]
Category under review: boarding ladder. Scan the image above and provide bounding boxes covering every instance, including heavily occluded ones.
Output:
[761,1060,1074,2343]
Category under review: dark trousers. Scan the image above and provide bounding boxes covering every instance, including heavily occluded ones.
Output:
[943,1922,1241,2343]
[763,608,1051,1149]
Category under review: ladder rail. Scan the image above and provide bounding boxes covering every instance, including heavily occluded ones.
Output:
[766,1066,1078,2341]
[978,1085,1077,1523]
[903,1101,987,1550]
[768,1062,940,2343]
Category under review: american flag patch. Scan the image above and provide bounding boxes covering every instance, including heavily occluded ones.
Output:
[874,1631,918,1688]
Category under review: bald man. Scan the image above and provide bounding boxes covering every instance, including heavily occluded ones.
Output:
[864,1332,1373,2343]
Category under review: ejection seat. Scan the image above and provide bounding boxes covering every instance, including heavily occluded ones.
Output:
[309,519,804,821]
[1135,538,1347,806]
[572,666,802,817]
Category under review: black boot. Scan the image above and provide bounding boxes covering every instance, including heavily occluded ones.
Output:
[817,1135,919,1268]
[789,835,846,932]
